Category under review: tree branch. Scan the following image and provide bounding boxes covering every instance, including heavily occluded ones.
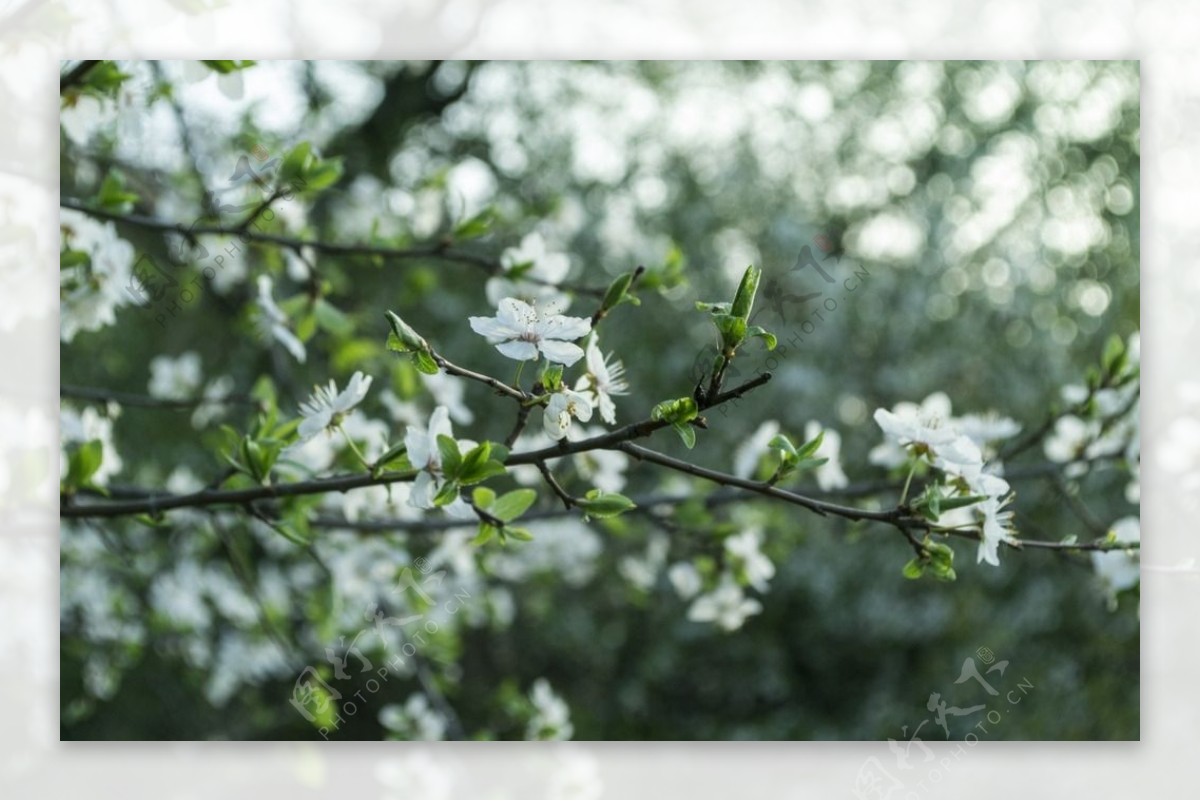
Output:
[61,60,102,94]
[60,197,603,296]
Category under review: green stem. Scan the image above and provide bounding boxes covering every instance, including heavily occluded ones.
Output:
[899,459,919,505]
[339,425,372,469]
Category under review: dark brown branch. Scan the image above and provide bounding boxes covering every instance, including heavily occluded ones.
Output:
[61,60,102,94]
[61,384,259,411]
[60,197,603,296]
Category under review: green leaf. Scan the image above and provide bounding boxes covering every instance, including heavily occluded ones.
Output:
[96,171,139,211]
[461,458,508,486]
[279,141,313,186]
[713,313,748,350]
[314,299,354,338]
[64,439,104,490]
[902,558,925,580]
[695,301,731,314]
[472,486,496,509]
[1102,333,1126,376]
[938,494,987,512]
[768,434,797,458]
[505,527,535,542]
[492,489,537,523]
[672,421,697,449]
[303,159,343,191]
[540,362,564,392]
[432,478,460,507]
[730,264,761,318]
[747,325,777,350]
[578,490,637,519]
[796,430,825,460]
[601,271,634,311]
[651,396,698,425]
[453,207,496,240]
[413,350,440,375]
[436,434,462,478]
[384,311,427,352]
[201,59,256,74]
[471,522,497,546]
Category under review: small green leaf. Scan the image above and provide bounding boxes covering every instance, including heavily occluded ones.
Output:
[768,435,797,458]
[453,207,496,240]
[713,313,748,350]
[470,522,497,546]
[472,486,496,509]
[432,478,460,507]
[602,271,634,311]
[505,527,535,542]
[578,490,637,519]
[695,301,731,314]
[436,434,462,478]
[672,421,697,449]
[540,362,564,392]
[730,264,761,318]
[747,325,777,350]
[651,396,698,425]
[493,489,537,522]
[385,311,428,353]
[902,558,925,580]
[796,430,825,460]
[96,171,139,211]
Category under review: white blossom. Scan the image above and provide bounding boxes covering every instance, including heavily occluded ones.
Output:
[688,575,762,632]
[404,406,473,518]
[296,371,372,442]
[60,405,122,486]
[469,297,592,366]
[573,427,628,492]
[976,495,1016,567]
[869,392,954,467]
[724,528,775,592]
[527,678,574,740]
[1092,517,1140,610]
[255,275,307,363]
[379,694,447,741]
[544,389,593,441]
[148,352,203,400]
[667,562,703,600]
[733,420,781,479]
[421,371,474,425]
[487,232,573,312]
[804,421,849,490]
[60,210,136,342]
[574,336,629,425]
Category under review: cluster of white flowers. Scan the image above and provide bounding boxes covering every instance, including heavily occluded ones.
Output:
[60,210,137,342]
[1044,333,1140,503]
[60,404,123,486]
[872,393,1020,566]
[379,694,448,741]
[147,351,203,400]
[526,678,574,740]
[673,528,776,632]
[1091,517,1141,611]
